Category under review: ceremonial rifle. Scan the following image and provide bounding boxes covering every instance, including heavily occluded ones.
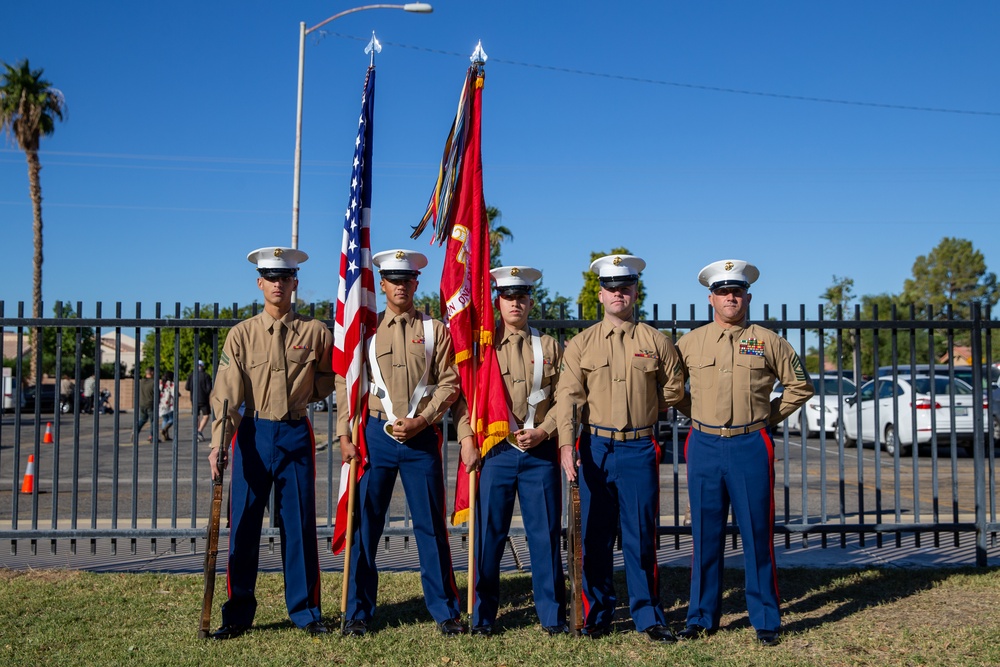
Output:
[198,399,229,639]
[566,404,584,636]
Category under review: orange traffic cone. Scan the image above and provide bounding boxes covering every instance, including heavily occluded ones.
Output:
[43,422,54,444]
[20,455,35,494]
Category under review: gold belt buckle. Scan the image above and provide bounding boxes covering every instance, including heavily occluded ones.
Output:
[719,426,732,438]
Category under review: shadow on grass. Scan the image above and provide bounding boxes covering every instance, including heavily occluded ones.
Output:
[312,575,552,636]
[243,563,968,637]
[769,566,958,634]
[657,565,962,634]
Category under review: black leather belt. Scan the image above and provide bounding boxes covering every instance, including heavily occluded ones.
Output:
[691,420,767,438]
[589,425,654,441]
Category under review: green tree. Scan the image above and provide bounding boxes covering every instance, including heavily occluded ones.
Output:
[140,304,251,381]
[528,279,575,337]
[412,293,441,319]
[1,59,66,382]
[297,298,334,321]
[486,205,513,269]
[900,237,999,322]
[820,275,856,372]
[40,302,96,376]
[529,279,573,320]
[851,293,935,377]
[577,247,647,321]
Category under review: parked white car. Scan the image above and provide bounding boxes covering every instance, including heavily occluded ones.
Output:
[771,374,857,435]
[842,374,987,456]
[2,373,24,412]
[310,390,337,412]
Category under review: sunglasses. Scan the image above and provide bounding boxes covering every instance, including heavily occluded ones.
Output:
[711,287,747,296]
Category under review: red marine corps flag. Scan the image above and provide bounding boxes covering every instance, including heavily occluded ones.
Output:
[332,64,377,555]
[411,44,509,526]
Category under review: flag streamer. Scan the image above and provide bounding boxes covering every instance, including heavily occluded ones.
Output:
[423,60,511,525]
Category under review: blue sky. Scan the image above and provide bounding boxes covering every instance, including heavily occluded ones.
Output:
[2,1,998,321]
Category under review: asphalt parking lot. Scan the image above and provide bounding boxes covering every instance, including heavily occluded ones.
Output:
[2,410,996,571]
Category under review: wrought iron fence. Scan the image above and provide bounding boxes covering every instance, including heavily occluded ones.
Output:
[1,300,997,565]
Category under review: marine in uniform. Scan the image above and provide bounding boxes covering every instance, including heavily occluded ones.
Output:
[336,249,478,637]
[555,254,684,642]
[207,246,335,640]
[674,259,813,647]
[467,266,566,637]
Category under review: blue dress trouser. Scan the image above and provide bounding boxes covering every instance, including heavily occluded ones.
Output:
[684,427,780,632]
[473,439,565,628]
[222,416,321,628]
[578,430,665,632]
[346,417,461,624]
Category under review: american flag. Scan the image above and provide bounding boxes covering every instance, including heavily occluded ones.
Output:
[332,66,377,555]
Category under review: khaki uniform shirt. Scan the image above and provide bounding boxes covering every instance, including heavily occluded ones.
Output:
[675,321,813,427]
[556,319,685,445]
[211,310,336,445]
[453,325,562,442]
[335,309,460,437]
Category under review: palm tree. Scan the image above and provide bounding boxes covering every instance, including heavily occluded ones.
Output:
[486,205,513,269]
[1,59,66,382]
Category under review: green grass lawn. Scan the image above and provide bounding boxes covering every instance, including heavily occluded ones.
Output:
[1,566,998,666]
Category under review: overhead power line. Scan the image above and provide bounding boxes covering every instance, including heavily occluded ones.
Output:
[319,31,1000,118]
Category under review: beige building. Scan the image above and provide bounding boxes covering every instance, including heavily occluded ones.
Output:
[99,332,142,374]
[2,330,30,362]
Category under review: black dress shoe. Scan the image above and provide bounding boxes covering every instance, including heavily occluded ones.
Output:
[643,624,677,643]
[470,625,493,637]
[756,629,781,646]
[342,619,367,637]
[544,623,569,636]
[303,621,329,635]
[438,618,467,636]
[677,624,711,640]
[210,623,250,641]
[583,625,610,639]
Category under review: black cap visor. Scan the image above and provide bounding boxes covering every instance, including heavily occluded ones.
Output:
[380,270,419,281]
[258,268,298,280]
[496,285,532,297]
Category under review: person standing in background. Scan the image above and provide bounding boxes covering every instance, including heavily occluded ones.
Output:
[187,359,213,441]
[159,370,175,441]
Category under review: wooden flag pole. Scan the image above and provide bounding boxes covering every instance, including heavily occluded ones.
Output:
[340,388,366,631]
[467,466,477,615]
[340,457,359,630]
[467,350,480,616]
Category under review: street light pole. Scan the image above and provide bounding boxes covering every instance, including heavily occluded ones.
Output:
[291,3,432,251]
